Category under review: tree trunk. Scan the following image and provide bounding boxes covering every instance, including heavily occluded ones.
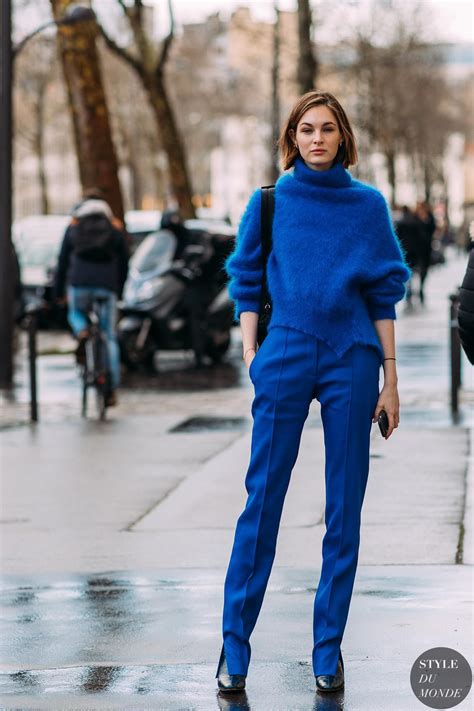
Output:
[49,0,124,220]
[128,133,142,210]
[35,79,49,214]
[146,75,195,217]
[297,0,318,94]
[100,2,195,218]
[423,157,432,203]
[385,149,397,208]
[270,3,280,183]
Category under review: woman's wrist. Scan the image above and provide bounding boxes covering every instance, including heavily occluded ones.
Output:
[243,346,257,360]
[383,371,398,386]
[382,358,398,386]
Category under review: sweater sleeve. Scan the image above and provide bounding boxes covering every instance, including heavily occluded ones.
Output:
[224,188,263,319]
[360,193,412,321]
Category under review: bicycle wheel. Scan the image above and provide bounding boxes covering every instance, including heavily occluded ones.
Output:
[94,332,110,421]
[81,334,95,419]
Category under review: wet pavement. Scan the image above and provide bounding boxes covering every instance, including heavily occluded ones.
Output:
[0,567,472,709]
[0,245,473,709]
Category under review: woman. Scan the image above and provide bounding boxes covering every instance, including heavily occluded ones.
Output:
[215,91,411,694]
[414,200,437,304]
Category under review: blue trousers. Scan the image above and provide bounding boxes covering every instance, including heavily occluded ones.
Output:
[67,286,121,389]
[219,325,381,677]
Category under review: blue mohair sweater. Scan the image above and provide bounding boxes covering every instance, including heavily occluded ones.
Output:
[224,155,412,363]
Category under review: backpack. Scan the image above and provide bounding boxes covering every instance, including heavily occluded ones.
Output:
[256,184,275,346]
[73,213,116,262]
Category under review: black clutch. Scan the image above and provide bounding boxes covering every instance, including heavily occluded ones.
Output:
[256,185,275,347]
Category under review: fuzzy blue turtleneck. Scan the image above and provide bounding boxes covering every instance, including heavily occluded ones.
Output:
[224,155,412,363]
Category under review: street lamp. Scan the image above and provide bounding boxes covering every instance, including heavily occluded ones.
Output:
[0,3,96,389]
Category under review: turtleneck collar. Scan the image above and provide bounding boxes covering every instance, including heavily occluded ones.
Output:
[292,155,352,188]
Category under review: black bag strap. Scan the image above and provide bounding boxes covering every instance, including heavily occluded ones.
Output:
[260,185,275,311]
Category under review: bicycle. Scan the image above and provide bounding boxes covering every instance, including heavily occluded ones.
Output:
[80,296,113,421]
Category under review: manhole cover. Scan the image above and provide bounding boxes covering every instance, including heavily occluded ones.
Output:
[169,416,248,433]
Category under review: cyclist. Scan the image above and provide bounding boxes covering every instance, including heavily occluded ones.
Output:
[55,188,129,406]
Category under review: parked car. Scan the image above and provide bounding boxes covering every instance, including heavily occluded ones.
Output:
[195,207,232,225]
[184,218,235,236]
[13,215,71,328]
[125,210,162,254]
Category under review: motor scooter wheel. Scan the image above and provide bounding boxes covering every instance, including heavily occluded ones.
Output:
[119,331,156,371]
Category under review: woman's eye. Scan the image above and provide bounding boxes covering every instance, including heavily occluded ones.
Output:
[300,128,334,133]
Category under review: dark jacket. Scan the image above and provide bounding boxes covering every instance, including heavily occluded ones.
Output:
[55,220,129,299]
[458,244,474,365]
[395,209,422,270]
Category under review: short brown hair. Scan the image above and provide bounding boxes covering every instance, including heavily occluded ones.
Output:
[278,90,358,170]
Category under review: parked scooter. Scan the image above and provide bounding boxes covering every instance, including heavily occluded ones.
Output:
[117,216,236,370]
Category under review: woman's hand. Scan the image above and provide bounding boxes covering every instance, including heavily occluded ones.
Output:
[244,348,257,371]
[372,383,400,439]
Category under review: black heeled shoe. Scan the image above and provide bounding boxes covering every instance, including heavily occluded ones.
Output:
[315,649,344,692]
[216,645,246,693]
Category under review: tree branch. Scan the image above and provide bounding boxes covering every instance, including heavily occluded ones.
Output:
[117,0,131,17]
[157,0,175,75]
[97,23,144,77]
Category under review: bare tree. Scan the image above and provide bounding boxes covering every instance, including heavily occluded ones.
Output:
[14,36,55,213]
[351,1,461,206]
[49,0,124,219]
[297,0,318,94]
[99,46,162,210]
[97,0,195,218]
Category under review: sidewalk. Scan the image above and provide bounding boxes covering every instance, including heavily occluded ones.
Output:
[0,246,472,710]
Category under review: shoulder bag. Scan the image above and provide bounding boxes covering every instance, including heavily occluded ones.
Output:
[256,184,275,346]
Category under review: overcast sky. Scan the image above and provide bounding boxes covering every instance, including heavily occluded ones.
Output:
[14,0,474,46]
[151,0,473,43]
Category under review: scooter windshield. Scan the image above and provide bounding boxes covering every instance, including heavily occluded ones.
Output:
[130,230,177,277]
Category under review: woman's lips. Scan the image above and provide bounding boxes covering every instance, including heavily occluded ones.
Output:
[311,149,326,153]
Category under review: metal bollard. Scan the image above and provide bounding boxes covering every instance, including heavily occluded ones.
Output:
[27,311,38,422]
[22,300,44,423]
[449,291,462,416]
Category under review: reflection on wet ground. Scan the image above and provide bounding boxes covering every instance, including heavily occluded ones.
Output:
[1,663,349,710]
[0,567,471,709]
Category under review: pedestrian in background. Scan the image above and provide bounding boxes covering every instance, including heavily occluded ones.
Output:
[215,90,411,694]
[54,188,129,406]
[394,205,421,306]
[414,200,437,304]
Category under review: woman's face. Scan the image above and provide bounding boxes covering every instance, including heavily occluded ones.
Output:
[290,105,343,171]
